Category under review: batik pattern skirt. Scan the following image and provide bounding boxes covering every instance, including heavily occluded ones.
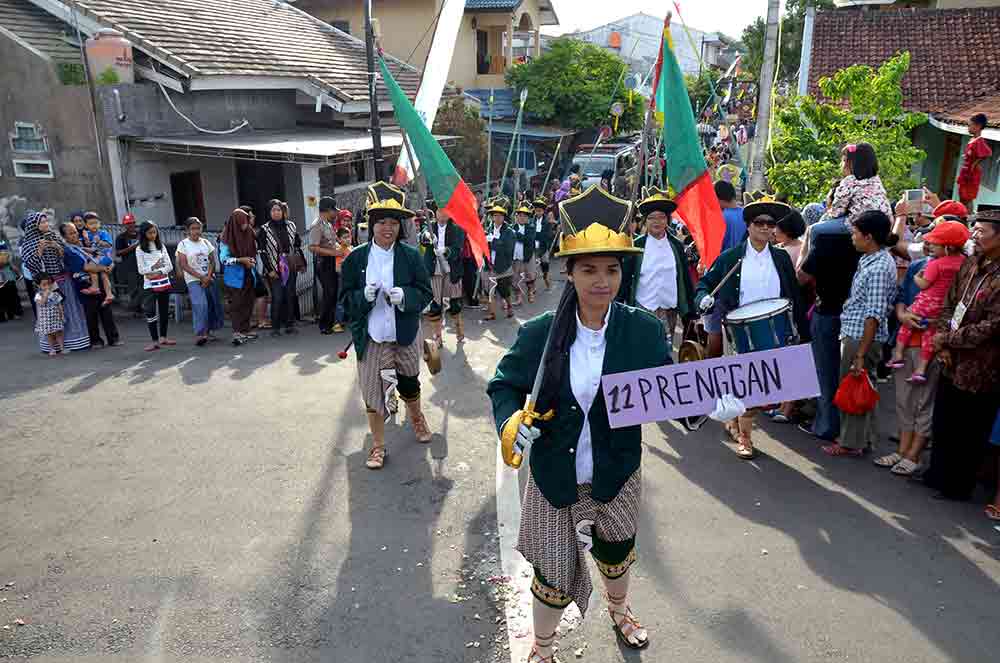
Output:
[516,469,641,616]
[431,273,462,304]
[358,335,422,419]
[39,275,89,353]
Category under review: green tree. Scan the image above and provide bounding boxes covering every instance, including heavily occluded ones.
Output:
[685,69,721,115]
[766,52,927,206]
[740,0,835,86]
[432,97,490,184]
[505,38,644,134]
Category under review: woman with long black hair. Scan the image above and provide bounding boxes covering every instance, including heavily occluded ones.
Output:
[135,221,175,351]
[488,186,673,662]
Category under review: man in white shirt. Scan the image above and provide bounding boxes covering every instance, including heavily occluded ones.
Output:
[623,188,696,354]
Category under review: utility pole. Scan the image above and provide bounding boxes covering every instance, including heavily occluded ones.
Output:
[797,2,816,97]
[749,0,780,192]
[364,0,385,181]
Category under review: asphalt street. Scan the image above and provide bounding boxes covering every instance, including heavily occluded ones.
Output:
[1,276,999,663]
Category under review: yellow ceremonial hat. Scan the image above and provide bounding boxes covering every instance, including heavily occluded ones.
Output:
[555,185,642,258]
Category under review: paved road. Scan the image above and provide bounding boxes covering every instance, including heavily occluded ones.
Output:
[1,278,998,663]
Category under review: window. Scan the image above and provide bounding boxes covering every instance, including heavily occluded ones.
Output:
[10,122,48,153]
[331,20,350,34]
[12,159,55,179]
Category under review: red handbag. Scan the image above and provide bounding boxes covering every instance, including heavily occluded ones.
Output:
[833,372,880,415]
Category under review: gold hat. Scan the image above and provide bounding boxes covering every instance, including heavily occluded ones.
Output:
[486,195,511,217]
[637,186,678,217]
[365,181,414,222]
[532,196,548,209]
[555,185,642,258]
[515,202,533,215]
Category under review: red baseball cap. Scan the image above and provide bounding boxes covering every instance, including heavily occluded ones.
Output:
[932,200,968,219]
[923,220,970,247]
[122,213,135,225]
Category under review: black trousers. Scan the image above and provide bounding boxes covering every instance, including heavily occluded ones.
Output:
[144,290,170,342]
[24,278,37,319]
[82,279,119,345]
[316,258,339,330]
[462,257,479,306]
[926,378,1000,500]
[0,281,22,321]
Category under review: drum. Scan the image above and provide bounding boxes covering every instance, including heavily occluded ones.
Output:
[724,298,796,354]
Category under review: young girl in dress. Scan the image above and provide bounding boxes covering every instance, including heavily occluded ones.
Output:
[888,221,969,383]
[34,272,65,356]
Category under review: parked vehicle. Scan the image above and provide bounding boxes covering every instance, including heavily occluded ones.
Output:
[569,141,640,199]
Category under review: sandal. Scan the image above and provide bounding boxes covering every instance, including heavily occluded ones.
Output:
[526,631,557,663]
[890,458,919,476]
[874,452,902,467]
[886,360,905,369]
[735,435,755,460]
[985,504,1000,521]
[366,445,386,470]
[907,373,928,385]
[144,343,160,352]
[607,593,649,650]
[771,413,791,424]
[821,443,863,457]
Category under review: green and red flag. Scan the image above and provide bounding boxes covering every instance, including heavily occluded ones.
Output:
[650,13,725,267]
[378,57,488,267]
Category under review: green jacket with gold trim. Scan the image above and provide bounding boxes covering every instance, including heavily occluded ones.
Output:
[340,241,433,361]
[421,220,466,283]
[487,303,672,508]
[512,222,536,262]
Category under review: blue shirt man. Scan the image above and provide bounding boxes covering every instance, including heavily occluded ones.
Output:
[714,180,745,253]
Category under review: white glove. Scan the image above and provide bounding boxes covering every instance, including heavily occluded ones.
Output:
[388,286,404,307]
[699,295,715,313]
[434,247,446,257]
[514,422,542,455]
[708,394,747,422]
[364,284,379,302]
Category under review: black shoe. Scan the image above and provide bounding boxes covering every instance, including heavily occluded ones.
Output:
[797,422,815,437]
[320,328,334,335]
[271,329,282,338]
[285,326,299,335]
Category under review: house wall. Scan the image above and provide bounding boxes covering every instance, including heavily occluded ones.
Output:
[121,147,238,230]
[98,85,299,138]
[914,123,946,191]
[936,0,1000,9]
[0,35,113,223]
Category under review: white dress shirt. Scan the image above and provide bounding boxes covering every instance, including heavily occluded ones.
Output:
[569,311,609,485]
[635,233,679,311]
[435,222,447,253]
[366,242,397,343]
[739,239,781,306]
[513,225,526,261]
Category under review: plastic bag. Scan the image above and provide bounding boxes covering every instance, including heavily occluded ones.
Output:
[708,394,747,422]
[833,371,880,415]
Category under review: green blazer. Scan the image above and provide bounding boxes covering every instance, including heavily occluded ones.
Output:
[422,220,466,283]
[488,223,516,274]
[512,222,536,262]
[694,241,810,341]
[487,303,672,508]
[534,214,556,257]
[340,241,433,361]
[620,233,695,319]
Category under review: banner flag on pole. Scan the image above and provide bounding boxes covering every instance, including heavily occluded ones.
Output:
[378,56,489,267]
[650,11,725,267]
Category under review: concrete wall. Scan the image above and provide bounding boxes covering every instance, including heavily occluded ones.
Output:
[936,0,1000,8]
[0,35,113,224]
[98,85,300,138]
[122,147,238,230]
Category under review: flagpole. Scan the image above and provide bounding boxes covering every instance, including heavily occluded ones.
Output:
[500,88,529,200]
[365,0,385,180]
[485,88,495,200]
[540,134,564,198]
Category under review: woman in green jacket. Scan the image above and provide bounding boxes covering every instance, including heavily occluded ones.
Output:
[488,185,673,662]
[533,197,557,291]
[341,182,434,469]
[484,197,516,320]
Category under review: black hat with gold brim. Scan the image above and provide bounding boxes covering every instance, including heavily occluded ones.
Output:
[366,181,414,222]
[532,196,548,209]
[486,194,511,217]
[743,193,792,225]
[637,186,678,217]
[555,185,642,258]
[515,202,533,215]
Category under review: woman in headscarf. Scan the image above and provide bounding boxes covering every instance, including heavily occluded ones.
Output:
[59,221,120,348]
[258,199,304,337]
[488,185,674,662]
[220,208,260,346]
[19,212,91,353]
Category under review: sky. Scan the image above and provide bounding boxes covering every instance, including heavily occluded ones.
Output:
[543,0,772,40]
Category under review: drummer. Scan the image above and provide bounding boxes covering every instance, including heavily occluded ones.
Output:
[694,197,808,459]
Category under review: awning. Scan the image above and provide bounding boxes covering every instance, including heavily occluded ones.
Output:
[489,122,577,140]
[129,129,458,166]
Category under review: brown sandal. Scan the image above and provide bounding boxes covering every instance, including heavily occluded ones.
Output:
[526,631,557,662]
[366,445,386,470]
[735,434,755,460]
[607,593,649,650]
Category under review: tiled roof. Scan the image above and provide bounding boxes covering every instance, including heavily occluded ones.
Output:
[465,0,523,11]
[0,0,82,64]
[45,0,421,104]
[807,7,1000,116]
[934,91,1000,129]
